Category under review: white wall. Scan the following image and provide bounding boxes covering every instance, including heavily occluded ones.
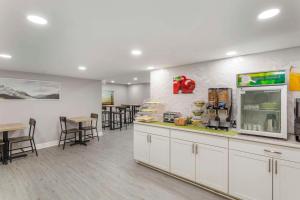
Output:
[102,83,150,105]
[102,83,128,105]
[0,70,102,145]
[128,83,150,105]
[151,47,300,133]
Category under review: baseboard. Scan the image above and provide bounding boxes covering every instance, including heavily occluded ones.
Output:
[36,132,104,150]
[36,140,58,150]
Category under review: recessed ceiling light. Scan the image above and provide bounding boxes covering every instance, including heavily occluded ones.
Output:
[78,66,87,71]
[111,80,115,83]
[147,66,155,70]
[258,8,280,20]
[27,15,48,25]
[226,51,237,56]
[133,77,138,81]
[131,49,142,56]
[0,54,12,59]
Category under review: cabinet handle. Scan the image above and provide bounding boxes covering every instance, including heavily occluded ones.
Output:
[268,159,271,173]
[149,135,151,143]
[192,144,195,154]
[275,160,278,175]
[195,144,198,154]
[264,149,282,155]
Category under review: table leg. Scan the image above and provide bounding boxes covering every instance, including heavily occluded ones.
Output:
[70,122,88,146]
[131,106,134,123]
[109,107,113,130]
[124,109,127,124]
[2,131,9,165]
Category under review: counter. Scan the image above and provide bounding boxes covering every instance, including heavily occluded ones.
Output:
[135,121,300,149]
[134,121,300,200]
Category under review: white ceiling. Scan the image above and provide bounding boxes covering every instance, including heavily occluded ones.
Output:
[0,0,300,82]
[104,71,150,85]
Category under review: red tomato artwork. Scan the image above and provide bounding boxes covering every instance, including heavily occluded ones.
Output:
[173,75,195,94]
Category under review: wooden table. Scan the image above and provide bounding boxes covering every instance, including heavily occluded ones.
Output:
[0,123,26,165]
[68,117,92,146]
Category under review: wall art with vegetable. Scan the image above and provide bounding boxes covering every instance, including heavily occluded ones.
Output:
[173,75,195,94]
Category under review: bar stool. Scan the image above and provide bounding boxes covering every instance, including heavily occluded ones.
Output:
[116,106,128,130]
[102,110,110,129]
[125,106,133,123]
[112,111,122,130]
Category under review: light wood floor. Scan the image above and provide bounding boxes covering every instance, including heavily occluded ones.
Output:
[0,126,227,200]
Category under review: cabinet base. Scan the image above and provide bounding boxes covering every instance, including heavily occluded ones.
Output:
[135,160,239,200]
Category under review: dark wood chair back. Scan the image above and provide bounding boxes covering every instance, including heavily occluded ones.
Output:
[29,118,36,138]
[90,113,98,128]
[59,116,67,132]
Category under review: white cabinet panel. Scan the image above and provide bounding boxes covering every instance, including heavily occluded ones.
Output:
[229,150,272,200]
[273,160,300,200]
[171,138,195,181]
[171,129,228,148]
[230,139,300,163]
[149,134,170,171]
[195,144,228,193]
[134,124,170,137]
[134,131,149,163]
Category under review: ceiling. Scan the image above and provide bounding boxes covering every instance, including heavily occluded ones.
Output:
[104,71,150,85]
[0,0,300,83]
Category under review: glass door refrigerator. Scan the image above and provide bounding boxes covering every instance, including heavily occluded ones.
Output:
[237,70,287,139]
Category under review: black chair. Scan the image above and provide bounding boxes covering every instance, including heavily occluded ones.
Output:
[9,118,38,162]
[58,117,79,150]
[82,113,100,141]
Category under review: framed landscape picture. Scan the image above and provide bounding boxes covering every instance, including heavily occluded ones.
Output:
[0,78,60,100]
[102,90,114,105]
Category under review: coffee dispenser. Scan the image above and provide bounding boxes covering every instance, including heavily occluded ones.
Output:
[207,88,232,130]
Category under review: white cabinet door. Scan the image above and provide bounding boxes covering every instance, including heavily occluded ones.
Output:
[170,138,195,181]
[149,134,170,172]
[195,143,228,193]
[134,131,149,163]
[229,150,272,200]
[273,159,300,200]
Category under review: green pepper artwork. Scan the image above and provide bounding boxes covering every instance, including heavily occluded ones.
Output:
[237,70,286,87]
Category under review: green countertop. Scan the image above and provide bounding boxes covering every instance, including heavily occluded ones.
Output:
[146,121,238,136]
